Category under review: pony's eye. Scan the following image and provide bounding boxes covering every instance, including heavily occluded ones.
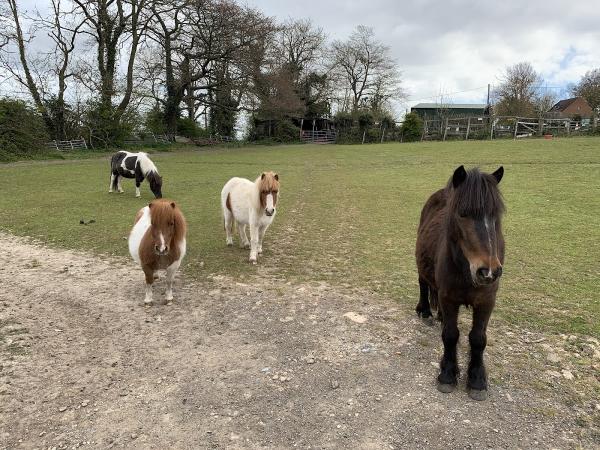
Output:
[272,190,278,194]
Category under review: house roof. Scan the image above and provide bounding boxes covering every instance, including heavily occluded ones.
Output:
[412,103,487,109]
[549,97,582,112]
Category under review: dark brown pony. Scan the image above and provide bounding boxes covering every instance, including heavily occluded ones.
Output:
[415,165,505,401]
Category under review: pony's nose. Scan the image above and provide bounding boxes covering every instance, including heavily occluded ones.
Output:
[493,266,503,279]
[476,267,493,282]
[265,208,274,216]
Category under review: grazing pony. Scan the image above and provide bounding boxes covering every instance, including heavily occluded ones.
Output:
[221,172,280,264]
[128,199,187,305]
[415,165,505,401]
[110,151,163,198]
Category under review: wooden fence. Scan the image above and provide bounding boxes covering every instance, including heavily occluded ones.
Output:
[422,116,599,141]
[46,138,88,151]
[123,134,171,146]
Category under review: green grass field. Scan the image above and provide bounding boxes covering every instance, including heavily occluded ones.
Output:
[1,138,599,337]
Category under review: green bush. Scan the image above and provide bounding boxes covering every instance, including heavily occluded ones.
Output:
[400,112,423,142]
[82,102,135,148]
[177,117,208,139]
[0,98,49,161]
[357,110,374,129]
[273,119,301,143]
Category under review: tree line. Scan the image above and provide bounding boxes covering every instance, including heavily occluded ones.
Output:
[0,0,403,148]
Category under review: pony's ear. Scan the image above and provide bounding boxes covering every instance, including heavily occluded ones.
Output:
[492,166,504,184]
[170,202,176,209]
[148,203,153,209]
[261,173,265,180]
[274,173,279,181]
[452,165,467,188]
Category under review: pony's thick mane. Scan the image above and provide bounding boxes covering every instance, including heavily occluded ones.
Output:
[138,152,159,176]
[149,199,186,244]
[447,168,504,219]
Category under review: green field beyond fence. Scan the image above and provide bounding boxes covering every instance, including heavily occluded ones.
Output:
[1,138,599,337]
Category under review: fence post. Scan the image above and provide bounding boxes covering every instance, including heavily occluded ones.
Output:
[465,117,471,140]
[442,118,449,141]
[421,120,426,141]
[362,130,366,144]
[513,118,519,139]
[538,118,544,136]
[380,126,385,144]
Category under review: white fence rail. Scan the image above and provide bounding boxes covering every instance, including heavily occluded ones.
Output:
[300,130,337,144]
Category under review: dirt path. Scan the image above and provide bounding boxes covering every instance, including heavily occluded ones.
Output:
[0,234,598,449]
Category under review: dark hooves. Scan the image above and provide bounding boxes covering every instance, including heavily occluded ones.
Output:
[468,389,488,401]
[437,383,455,394]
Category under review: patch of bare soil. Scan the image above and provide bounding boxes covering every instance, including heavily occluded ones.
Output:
[0,233,598,449]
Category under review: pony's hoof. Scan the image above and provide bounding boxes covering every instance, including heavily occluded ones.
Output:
[249,258,257,265]
[437,383,455,394]
[144,301,153,307]
[166,300,173,306]
[226,241,233,247]
[468,389,488,401]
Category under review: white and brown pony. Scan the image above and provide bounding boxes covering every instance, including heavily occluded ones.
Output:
[128,199,187,305]
[221,172,280,264]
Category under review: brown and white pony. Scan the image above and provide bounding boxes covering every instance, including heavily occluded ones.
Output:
[415,165,505,401]
[221,171,280,264]
[128,199,187,305]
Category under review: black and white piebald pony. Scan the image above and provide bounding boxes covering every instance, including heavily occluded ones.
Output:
[109,151,163,198]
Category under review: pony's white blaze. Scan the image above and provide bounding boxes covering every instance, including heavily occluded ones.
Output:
[159,232,166,252]
[128,206,151,264]
[266,193,274,213]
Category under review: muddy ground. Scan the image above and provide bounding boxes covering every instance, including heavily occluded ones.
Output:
[0,233,598,449]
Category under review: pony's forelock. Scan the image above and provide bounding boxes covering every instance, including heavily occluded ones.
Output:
[447,168,505,219]
[149,199,186,244]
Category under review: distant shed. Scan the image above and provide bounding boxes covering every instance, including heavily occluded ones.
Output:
[411,103,488,119]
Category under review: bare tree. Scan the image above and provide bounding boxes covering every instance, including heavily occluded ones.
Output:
[72,0,150,117]
[139,0,274,135]
[571,69,600,113]
[273,18,325,83]
[493,62,541,116]
[1,0,84,139]
[330,26,402,112]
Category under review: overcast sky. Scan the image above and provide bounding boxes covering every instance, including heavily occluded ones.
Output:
[8,0,600,117]
[247,0,600,113]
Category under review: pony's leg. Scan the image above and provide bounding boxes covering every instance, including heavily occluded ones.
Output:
[431,289,442,321]
[467,304,493,400]
[135,180,141,198]
[109,174,115,193]
[165,262,180,303]
[238,223,250,249]
[438,300,460,392]
[142,266,154,305]
[257,224,268,254]
[224,210,234,246]
[117,176,124,193]
[248,223,259,264]
[415,277,432,318]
